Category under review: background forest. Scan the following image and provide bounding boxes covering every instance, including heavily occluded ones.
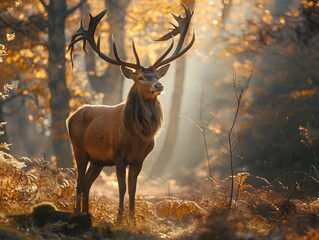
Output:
[0,0,318,239]
[0,0,317,180]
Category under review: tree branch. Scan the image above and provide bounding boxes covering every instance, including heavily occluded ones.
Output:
[66,0,87,16]
[0,14,47,38]
[228,63,254,210]
[0,16,29,37]
[39,0,49,13]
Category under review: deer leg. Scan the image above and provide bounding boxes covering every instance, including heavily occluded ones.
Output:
[128,163,143,222]
[82,164,103,214]
[116,164,127,223]
[74,150,89,214]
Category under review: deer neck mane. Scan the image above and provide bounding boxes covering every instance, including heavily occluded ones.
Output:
[124,85,163,140]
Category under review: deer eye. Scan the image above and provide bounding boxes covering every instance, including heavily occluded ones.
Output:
[138,76,144,81]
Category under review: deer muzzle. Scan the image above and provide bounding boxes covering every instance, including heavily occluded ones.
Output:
[151,83,164,95]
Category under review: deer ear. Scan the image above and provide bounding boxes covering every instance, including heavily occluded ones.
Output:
[157,64,170,78]
[120,66,135,80]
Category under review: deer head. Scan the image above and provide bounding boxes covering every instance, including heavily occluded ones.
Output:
[67,3,195,100]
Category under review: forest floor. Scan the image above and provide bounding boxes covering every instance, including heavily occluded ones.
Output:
[0,151,319,240]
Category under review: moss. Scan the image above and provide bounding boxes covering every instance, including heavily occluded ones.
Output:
[0,227,32,240]
[31,202,57,227]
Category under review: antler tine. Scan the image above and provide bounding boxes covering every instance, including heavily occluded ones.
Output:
[132,40,141,67]
[66,36,82,68]
[152,36,174,68]
[152,3,195,68]
[173,2,194,55]
[158,30,195,67]
[67,9,139,69]
[67,10,106,53]
[66,19,88,68]
[112,36,139,69]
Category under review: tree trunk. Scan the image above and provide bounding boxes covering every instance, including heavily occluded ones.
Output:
[149,0,195,177]
[47,0,72,167]
[81,0,131,105]
[149,58,186,177]
[104,0,129,104]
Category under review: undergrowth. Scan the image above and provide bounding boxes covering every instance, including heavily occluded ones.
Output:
[0,151,318,239]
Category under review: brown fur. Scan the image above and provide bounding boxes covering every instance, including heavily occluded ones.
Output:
[124,85,163,140]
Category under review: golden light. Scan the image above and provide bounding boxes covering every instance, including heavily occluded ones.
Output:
[225,23,232,31]
[201,26,208,32]
[28,114,34,122]
[209,125,222,134]
[264,9,271,15]
[279,17,285,24]
[18,13,24,20]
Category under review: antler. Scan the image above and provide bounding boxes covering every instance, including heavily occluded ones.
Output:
[67,4,194,70]
[152,3,195,68]
[67,9,140,69]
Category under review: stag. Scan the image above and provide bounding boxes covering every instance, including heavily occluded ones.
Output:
[66,3,195,223]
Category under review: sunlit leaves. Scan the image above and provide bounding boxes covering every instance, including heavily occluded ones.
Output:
[6,33,15,42]
[261,9,273,24]
[0,122,11,150]
[0,142,12,150]
[0,150,318,239]
[0,31,15,64]
[125,0,182,64]
[0,44,7,63]
[156,197,208,220]
[0,122,7,134]
[236,215,272,236]
[0,152,76,214]
[279,17,286,24]
[209,124,222,134]
[291,88,317,98]
[0,0,52,135]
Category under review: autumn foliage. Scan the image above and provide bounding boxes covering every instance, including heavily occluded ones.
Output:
[0,151,318,239]
[0,0,319,239]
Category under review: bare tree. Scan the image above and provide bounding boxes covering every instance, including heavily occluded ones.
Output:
[149,0,195,177]
[40,0,85,167]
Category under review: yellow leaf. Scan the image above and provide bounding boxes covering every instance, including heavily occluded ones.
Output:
[0,122,7,127]
[6,33,15,42]
[0,143,12,150]
[28,114,33,122]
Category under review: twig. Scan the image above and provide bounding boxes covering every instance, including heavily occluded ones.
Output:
[38,0,49,13]
[309,164,319,180]
[234,171,244,207]
[199,91,213,182]
[183,90,216,189]
[66,0,87,16]
[228,63,254,210]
